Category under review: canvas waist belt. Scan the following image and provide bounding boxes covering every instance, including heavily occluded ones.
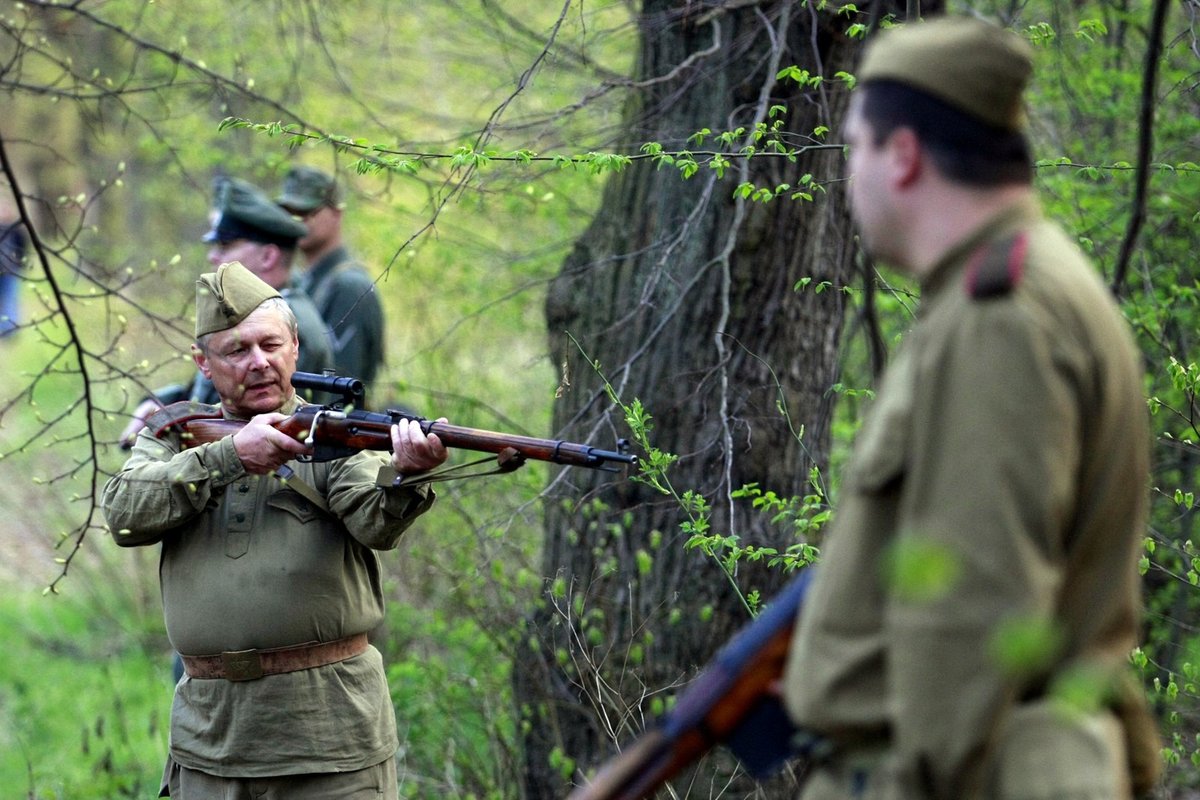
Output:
[180,632,369,682]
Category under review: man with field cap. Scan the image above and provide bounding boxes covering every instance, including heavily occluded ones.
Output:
[780,15,1160,800]
[277,165,386,392]
[102,260,448,799]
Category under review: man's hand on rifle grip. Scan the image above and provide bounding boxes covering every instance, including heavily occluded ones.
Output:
[233,412,312,475]
[390,417,448,475]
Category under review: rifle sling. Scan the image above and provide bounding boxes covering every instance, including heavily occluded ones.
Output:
[376,448,527,488]
[274,465,330,514]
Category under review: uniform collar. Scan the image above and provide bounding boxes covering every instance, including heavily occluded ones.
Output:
[921,196,1042,298]
[221,390,304,420]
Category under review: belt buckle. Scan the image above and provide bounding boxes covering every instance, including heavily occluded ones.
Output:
[221,649,264,681]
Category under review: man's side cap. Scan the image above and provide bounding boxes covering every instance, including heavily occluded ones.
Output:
[195,261,281,337]
[858,16,1034,131]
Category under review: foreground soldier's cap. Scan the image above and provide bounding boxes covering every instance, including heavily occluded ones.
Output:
[857,16,1034,131]
[276,165,344,213]
[195,261,281,337]
[202,177,308,247]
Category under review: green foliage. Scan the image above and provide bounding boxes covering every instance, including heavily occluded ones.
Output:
[386,608,517,799]
[880,538,961,603]
[0,593,170,799]
[726,478,826,568]
[988,616,1067,679]
[3,0,1200,794]
[595,352,825,616]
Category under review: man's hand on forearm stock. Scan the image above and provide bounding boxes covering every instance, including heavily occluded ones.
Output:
[389,417,448,475]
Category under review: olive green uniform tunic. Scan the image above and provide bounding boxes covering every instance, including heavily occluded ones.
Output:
[102,395,433,778]
[783,199,1156,798]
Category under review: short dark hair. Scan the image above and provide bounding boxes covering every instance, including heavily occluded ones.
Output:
[858,80,1033,187]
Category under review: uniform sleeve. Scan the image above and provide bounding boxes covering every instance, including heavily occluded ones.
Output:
[101,431,247,546]
[886,299,1082,797]
[324,451,435,551]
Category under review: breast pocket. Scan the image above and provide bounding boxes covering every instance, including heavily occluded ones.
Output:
[266,488,323,525]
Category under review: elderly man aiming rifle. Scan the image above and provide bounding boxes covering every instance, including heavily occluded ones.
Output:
[102,261,447,799]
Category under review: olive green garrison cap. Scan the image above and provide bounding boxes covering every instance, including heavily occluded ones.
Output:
[858,16,1034,131]
[194,261,281,337]
[276,165,343,213]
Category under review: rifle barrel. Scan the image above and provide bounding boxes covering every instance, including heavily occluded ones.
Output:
[178,406,637,471]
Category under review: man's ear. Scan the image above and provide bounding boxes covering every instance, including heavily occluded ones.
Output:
[887,127,923,189]
[260,243,283,270]
[192,343,211,378]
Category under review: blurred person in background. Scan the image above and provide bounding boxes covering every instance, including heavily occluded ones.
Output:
[0,194,27,338]
[277,166,385,398]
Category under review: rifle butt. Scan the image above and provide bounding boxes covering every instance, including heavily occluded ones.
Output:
[178,417,245,446]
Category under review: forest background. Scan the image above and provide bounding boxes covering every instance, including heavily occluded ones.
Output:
[0,1,1197,798]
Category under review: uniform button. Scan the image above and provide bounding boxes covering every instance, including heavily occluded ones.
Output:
[235,513,246,523]
[238,484,250,493]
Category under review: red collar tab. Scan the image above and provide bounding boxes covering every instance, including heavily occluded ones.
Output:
[964,230,1028,299]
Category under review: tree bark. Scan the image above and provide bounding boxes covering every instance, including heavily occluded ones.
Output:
[519,3,897,798]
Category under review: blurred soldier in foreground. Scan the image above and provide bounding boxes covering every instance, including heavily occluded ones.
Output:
[782,16,1160,800]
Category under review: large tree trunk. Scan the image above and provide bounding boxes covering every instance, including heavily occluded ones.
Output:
[520,4,897,798]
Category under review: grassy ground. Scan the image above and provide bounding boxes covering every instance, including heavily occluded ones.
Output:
[0,588,172,799]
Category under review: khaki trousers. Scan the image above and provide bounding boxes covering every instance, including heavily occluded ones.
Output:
[163,756,397,799]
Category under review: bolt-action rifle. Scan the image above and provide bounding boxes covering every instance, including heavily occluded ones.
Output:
[566,569,819,800]
[152,371,637,484]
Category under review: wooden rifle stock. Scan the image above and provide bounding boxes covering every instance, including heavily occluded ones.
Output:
[567,570,814,800]
[178,405,638,473]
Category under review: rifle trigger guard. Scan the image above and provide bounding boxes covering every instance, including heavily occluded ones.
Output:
[304,409,346,447]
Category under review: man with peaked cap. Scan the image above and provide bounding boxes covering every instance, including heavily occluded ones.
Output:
[119,178,334,447]
[102,261,449,799]
[780,15,1160,799]
[277,165,386,392]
